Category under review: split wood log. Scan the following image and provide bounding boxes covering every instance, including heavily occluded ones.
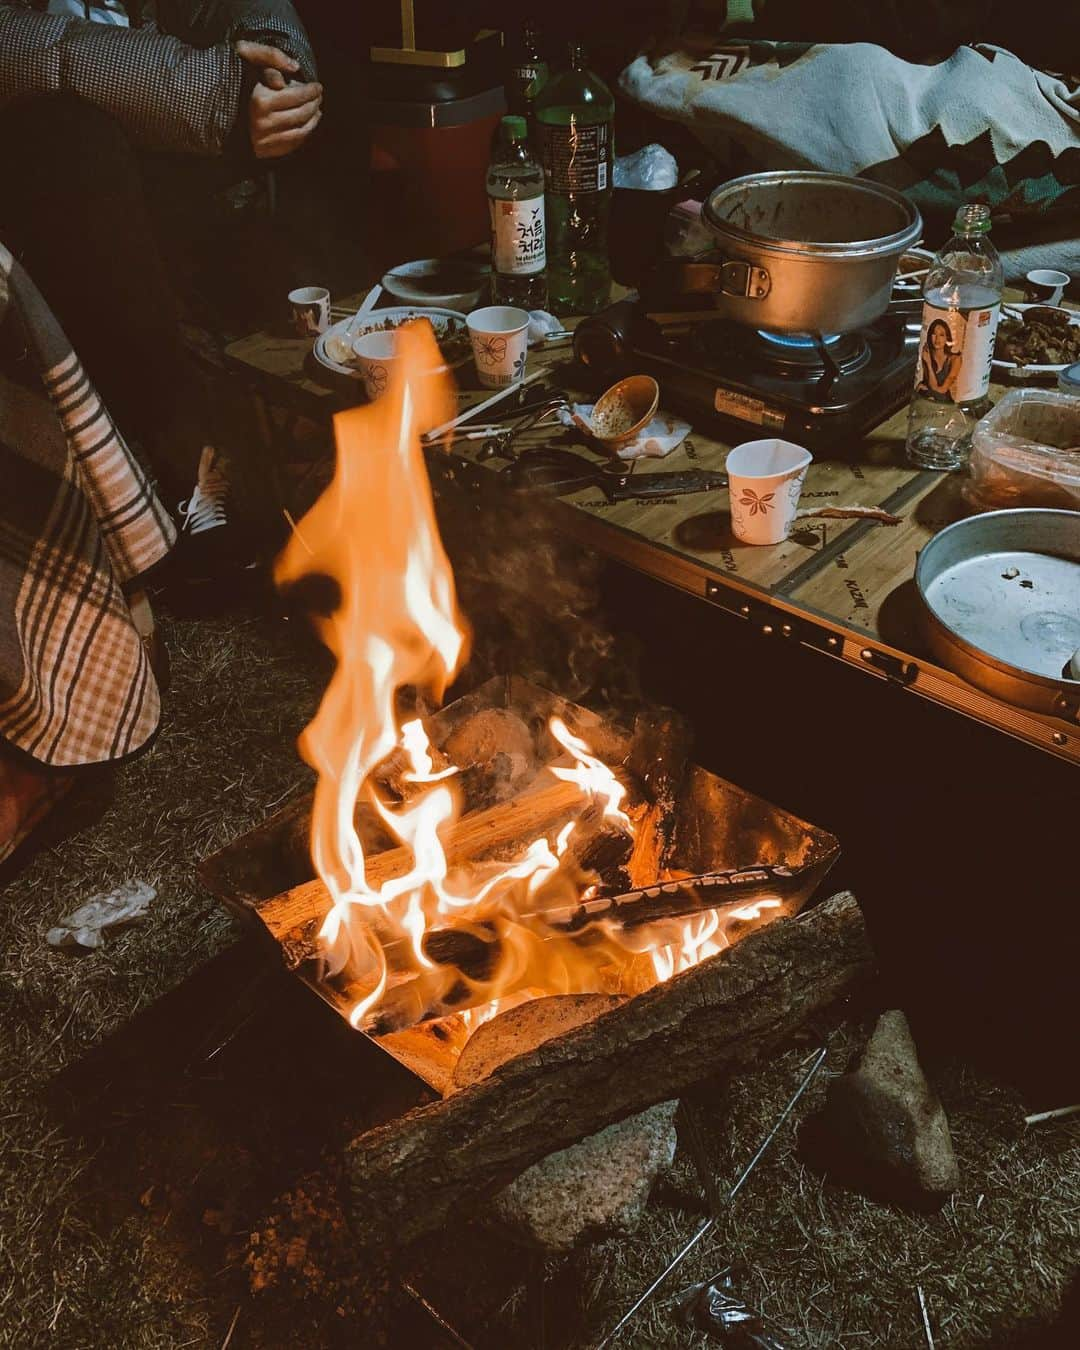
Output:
[255,776,589,949]
[624,708,693,888]
[343,890,873,1251]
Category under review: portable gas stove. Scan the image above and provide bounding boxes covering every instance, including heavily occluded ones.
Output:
[574,300,920,449]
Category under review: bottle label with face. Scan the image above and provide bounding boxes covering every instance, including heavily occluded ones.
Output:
[914,301,1000,404]
[541,121,610,194]
[490,197,546,274]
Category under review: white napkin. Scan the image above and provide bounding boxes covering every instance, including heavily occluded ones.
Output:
[47,880,155,950]
[558,403,692,461]
[527,310,563,344]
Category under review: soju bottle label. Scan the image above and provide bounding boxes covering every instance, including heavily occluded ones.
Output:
[914,300,1000,404]
[541,122,611,194]
[490,197,546,275]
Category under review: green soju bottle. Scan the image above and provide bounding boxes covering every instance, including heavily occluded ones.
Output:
[534,42,614,316]
[506,21,549,146]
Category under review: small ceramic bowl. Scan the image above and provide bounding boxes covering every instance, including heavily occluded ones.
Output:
[590,374,660,448]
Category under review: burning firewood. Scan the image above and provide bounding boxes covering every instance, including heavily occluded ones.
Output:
[624,708,694,889]
[342,891,873,1252]
[255,775,601,959]
[441,707,537,808]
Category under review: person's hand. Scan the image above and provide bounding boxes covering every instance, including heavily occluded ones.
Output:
[235,40,322,160]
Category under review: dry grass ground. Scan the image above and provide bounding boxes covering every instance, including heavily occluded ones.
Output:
[1,607,1078,1349]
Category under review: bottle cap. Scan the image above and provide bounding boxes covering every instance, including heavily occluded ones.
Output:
[953,203,992,234]
[501,114,528,141]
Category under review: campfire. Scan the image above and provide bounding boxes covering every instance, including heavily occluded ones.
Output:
[200,322,867,1258]
[266,321,837,1089]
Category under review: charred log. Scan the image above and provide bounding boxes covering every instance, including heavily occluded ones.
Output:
[343,891,873,1251]
[624,708,693,888]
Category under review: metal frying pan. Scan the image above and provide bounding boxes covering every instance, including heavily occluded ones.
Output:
[915,508,1080,722]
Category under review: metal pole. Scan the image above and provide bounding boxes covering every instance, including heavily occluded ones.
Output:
[594,1046,828,1349]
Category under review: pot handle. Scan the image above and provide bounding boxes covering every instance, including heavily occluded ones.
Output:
[885,294,925,317]
[643,258,771,303]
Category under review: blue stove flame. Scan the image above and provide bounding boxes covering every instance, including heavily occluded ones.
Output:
[756,330,842,350]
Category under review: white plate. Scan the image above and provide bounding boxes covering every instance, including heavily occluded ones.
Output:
[992,302,1080,376]
[312,306,469,379]
[380,258,489,312]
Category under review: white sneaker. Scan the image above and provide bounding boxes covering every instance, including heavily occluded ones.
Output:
[177,446,230,536]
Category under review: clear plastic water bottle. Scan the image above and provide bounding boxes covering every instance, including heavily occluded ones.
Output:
[905,204,1004,471]
[487,114,547,309]
[535,42,613,315]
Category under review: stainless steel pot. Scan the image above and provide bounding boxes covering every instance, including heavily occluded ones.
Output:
[685,171,922,334]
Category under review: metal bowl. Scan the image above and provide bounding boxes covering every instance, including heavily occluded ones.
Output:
[915,508,1080,721]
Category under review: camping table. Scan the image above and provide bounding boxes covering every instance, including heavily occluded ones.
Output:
[225,303,1079,767]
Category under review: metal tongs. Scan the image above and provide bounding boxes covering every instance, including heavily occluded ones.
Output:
[503,447,728,501]
[474,395,572,461]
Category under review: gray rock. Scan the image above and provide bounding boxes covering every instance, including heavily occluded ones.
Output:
[487,1100,679,1254]
[802,1009,959,1208]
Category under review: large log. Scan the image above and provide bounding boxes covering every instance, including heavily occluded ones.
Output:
[343,891,873,1251]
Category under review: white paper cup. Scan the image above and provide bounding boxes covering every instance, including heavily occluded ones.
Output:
[466,305,529,389]
[288,286,331,336]
[1023,269,1070,306]
[726,438,812,545]
[351,330,398,401]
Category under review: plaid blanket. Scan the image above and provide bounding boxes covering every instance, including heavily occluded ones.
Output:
[0,241,175,765]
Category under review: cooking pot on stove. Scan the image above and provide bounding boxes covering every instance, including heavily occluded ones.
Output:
[646,171,923,335]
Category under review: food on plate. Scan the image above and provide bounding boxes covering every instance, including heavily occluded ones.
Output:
[323,313,470,371]
[995,307,1080,366]
[324,332,355,364]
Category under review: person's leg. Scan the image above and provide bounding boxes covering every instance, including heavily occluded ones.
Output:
[0,94,210,503]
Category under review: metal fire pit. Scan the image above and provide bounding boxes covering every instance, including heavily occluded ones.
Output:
[199,677,839,1090]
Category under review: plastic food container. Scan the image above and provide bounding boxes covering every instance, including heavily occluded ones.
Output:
[965,388,1080,512]
[1059,363,1080,395]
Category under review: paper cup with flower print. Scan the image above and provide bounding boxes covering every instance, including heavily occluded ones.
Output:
[725,438,813,545]
[466,305,530,389]
[351,330,399,401]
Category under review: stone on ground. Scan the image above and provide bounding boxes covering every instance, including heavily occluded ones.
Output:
[489,1101,679,1254]
[802,1008,959,1208]
[450,994,678,1252]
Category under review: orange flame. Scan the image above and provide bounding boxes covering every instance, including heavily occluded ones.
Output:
[278,322,786,1043]
[275,322,465,1004]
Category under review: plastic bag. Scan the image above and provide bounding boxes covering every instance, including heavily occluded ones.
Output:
[966,389,1080,512]
[47,880,155,950]
[613,144,679,191]
[675,1268,793,1348]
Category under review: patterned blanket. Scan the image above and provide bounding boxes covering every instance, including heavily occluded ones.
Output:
[0,242,175,766]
